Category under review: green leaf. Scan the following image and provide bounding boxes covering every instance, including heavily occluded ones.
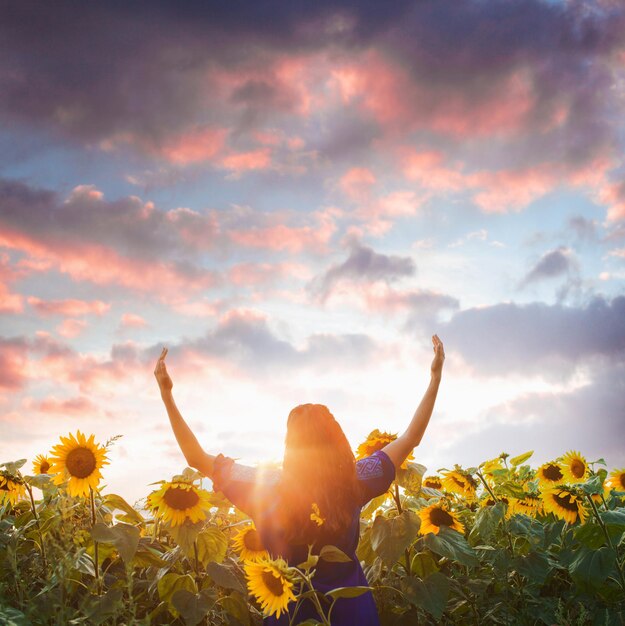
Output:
[132,543,169,568]
[319,544,352,563]
[1,459,27,473]
[471,502,505,542]
[158,573,198,617]
[90,521,140,565]
[600,509,625,532]
[580,473,606,495]
[83,588,124,625]
[206,561,244,593]
[508,515,544,548]
[221,593,251,626]
[568,546,616,587]
[402,572,450,620]
[512,551,552,584]
[424,526,479,567]
[396,462,427,495]
[195,527,228,565]
[411,550,439,578]
[102,493,145,525]
[370,510,420,566]
[24,474,50,490]
[167,520,203,558]
[498,481,528,499]
[171,589,212,626]
[574,523,606,550]
[325,586,372,599]
[298,554,320,569]
[510,451,533,466]
[360,493,389,519]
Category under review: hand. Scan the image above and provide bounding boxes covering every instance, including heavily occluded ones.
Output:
[154,347,173,394]
[430,334,445,379]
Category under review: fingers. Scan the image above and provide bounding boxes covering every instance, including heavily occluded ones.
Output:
[159,347,168,361]
[154,347,168,376]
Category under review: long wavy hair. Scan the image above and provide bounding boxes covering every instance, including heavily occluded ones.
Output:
[277,404,360,545]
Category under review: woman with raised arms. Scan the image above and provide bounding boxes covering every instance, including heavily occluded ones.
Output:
[154,334,445,625]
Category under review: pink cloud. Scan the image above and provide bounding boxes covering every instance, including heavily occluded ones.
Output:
[219,148,272,175]
[27,395,97,416]
[57,319,88,338]
[229,210,336,254]
[0,252,24,313]
[120,313,147,328]
[0,227,217,295]
[339,167,376,201]
[28,296,110,317]
[468,167,559,214]
[159,126,228,165]
[400,149,467,192]
[0,340,29,391]
[228,262,311,286]
[330,52,537,139]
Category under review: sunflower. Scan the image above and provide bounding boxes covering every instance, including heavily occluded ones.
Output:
[514,493,543,517]
[418,502,465,535]
[559,450,589,484]
[356,429,414,468]
[0,472,26,506]
[32,454,51,475]
[480,495,516,519]
[310,502,325,527]
[423,476,443,490]
[441,470,478,500]
[148,480,211,527]
[605,468,625,494]
[48,431,108,498]
[232,523,269,561]
[245,557,296,619]
[536,461,565,490]
[541,487,587,524]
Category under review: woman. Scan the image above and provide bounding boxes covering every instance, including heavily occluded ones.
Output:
[154,334,445,625]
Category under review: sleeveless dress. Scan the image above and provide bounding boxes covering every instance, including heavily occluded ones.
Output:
[212,449,396,626]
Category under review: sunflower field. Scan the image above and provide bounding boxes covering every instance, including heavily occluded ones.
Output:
[1,430,624,625]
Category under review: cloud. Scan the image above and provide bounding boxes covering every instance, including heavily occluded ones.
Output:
[439,363,625,470]
[28,297,111,317]
[363,287,460,330]
[310,241,416,301]
[521,247,578,286]
[181,309,377,374]
[442,295,625,377]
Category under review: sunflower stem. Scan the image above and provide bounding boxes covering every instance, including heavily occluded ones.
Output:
[89,487,102,595]
[193,538,200,581]
[586,493,625,593]
[393,481,403,514]
[24,481,48,570]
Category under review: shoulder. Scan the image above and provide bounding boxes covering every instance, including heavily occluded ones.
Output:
[356,449,396,482]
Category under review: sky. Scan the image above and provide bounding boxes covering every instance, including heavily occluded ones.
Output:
[1,0,624,506]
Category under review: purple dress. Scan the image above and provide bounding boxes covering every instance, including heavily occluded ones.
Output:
[212,450,396,626]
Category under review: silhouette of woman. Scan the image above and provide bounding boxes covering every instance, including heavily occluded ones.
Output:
[154,335,445,625]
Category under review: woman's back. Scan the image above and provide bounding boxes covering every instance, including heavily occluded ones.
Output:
[213,449,396,625]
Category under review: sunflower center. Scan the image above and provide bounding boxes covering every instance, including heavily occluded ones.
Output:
[163,486,199,510]
[553,492,578,513]
[544,464,563,481]
[430,507,454,527]
[40,461,50,474]
[261,569,284,597]
[243,529,265,552]
[425,479,441,489]
[620,474,625,489]
[570,460,585,479]
[65,447,96,478]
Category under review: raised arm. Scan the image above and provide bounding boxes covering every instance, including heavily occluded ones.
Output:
[154,348,215,478]
[381,335,445,471]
